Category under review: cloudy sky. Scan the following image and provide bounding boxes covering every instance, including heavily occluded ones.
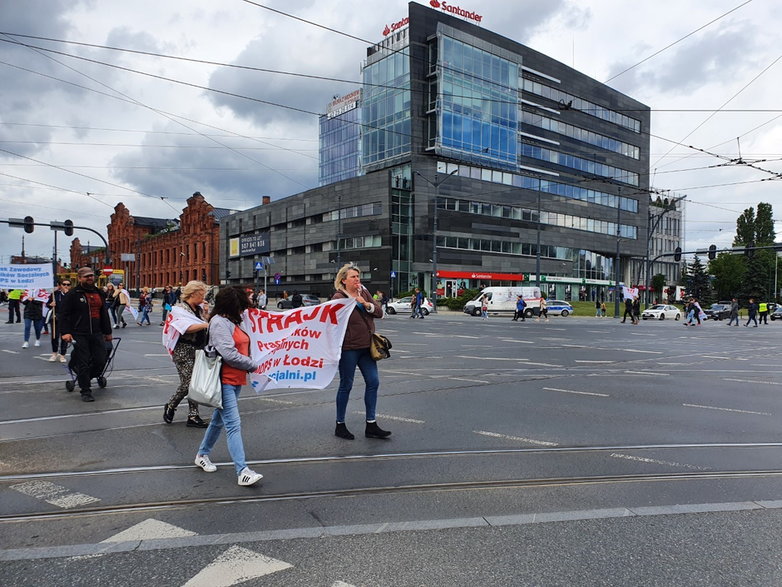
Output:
[1,0,780,264]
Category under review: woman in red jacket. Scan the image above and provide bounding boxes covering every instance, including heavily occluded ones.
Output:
[331,264,391,441]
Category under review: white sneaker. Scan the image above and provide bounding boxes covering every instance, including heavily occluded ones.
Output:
[237,467,263,486]
[34,340,40,347]
[59,354,67,363]
[49,353,58,362]
[194,454,217,473]
[22,341,28,349]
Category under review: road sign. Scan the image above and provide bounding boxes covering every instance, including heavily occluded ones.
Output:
[254,262,263,271]
[390,271,397,278]
[102,267,113,275]
[274,272,281,280]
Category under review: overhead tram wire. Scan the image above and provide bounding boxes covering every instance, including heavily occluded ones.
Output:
[0,33,310,193]
[3,33,781,115]
[604,0,753,83]
[651,54,782,171]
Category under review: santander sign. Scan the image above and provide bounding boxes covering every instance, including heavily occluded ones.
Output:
[382,1,483,36]
[429,0,483,23]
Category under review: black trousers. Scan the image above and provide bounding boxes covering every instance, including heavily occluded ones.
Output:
[69,333,107,392]
[7,299,21,322]
[50,319,68,354]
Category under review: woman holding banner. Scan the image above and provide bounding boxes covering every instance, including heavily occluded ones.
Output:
[164,280,210,428]
[194,286,263,486]
[331,263,391,440]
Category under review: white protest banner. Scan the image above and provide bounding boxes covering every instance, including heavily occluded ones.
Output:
[241,299,354,392]
[622,286,638,300]
[0,264,54,290]
[22,288,51,303]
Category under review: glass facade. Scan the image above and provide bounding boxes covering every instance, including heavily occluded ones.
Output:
[361,50,411,166]
[435,35,519,170]
[319,105,361,186]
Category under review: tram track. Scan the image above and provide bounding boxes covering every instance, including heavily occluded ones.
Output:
[4,467,782,522]
[4,443,782,522]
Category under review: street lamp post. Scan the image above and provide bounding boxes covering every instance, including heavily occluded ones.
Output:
[613,189,623,318]
[415,169,458,314]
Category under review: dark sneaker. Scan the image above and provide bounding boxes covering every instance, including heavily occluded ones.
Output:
[81,392,95,402]
[186,415,209,428]
[163,404,176,424]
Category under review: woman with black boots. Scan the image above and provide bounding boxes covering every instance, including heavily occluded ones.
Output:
[331,263,391,440]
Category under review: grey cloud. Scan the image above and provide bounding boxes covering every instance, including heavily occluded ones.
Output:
[607,21,760,96]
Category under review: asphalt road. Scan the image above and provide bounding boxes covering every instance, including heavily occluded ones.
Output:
[1,305,782,586]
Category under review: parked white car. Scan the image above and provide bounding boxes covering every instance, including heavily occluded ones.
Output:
[386,296,434,315]
[641,304,681,321]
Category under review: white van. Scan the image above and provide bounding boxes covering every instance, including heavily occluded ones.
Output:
[463,286,542,317]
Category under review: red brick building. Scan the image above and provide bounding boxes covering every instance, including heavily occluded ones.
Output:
[70,192,234,290]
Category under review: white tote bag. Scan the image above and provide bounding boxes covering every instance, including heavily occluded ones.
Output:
[187,349,223,409]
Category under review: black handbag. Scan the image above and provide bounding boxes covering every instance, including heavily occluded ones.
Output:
[369,332,392,361]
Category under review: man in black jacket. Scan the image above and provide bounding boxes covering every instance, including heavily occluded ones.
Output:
[59,267,113,402]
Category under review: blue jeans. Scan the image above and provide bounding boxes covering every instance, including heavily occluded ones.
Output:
[139,305,151,325]
[24,318,44,342]
[198,384,247,476]
[336,348,379,422]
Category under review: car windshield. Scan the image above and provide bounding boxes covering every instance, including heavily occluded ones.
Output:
[650,305,666,310]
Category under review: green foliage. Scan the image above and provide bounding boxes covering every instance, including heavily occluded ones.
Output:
[733,207,755,247]
[442,288,481,310]
[651,273,666,300]
[742,254,769,300]
[686,256,713,303]
[709,253,746,301]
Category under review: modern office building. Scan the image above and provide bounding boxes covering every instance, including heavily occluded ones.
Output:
[222,1,672,302]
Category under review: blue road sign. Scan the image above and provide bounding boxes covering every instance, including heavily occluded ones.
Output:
[254,262,263,271]
[390,271,397,278]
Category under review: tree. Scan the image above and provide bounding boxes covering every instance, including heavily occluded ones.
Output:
[742,254,768,301]
[686,256,713,303]
[733,207,755,247]
[709,253,746,301]
[755,202,776,245]
[651,273,666,303]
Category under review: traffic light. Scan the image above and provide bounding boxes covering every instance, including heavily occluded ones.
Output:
[674,246,682,262]
[707,244,717,260]
[63,219,74,236]
[746,241,755,258]
[23,216,34,233]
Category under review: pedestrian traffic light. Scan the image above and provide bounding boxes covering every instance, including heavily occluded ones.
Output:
[63,219,74,236]
[23,216,34,233]
[707,244,717,260]
[674,246,682,262]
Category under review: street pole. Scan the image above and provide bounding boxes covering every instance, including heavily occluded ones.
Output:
[415,169,458,314]
[535,189,541,291]
[614,189,621,318]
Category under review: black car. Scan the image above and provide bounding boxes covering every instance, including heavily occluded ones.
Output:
[703,303,731,320]
[277,294,320,309]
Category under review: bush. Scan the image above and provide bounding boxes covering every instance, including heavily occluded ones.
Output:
[441,288,480,311]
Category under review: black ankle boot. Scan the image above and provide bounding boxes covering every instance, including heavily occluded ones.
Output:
[365,421,391,439]
[335,422,355,440]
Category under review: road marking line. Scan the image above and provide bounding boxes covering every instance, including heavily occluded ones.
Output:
[10,480,100,509]
[2,349,19,354]
[474,430,558,446]
[683,403,772,416]
[623,349,663,354]
[702,356,733,360]
[624,370,669,376]
[724,378,781,386]
[574,360,614,364]
[259,398,296,405]
[543,387,609,397]
[103,519,197,542]
[353,412,425,424]
[183,545,292,586]
[499,339,535,344]
[610,453,709,471]
[143,353,170,357]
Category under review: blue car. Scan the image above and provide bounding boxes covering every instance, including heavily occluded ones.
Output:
[546,300,574,316]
